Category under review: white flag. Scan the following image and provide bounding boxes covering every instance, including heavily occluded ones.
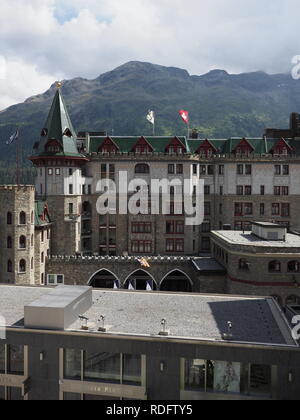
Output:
[146,282,152,291]
[128,281,135,290]
[147,110,155,125]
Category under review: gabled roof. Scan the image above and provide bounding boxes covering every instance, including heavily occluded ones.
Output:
[31,89,85,159]
[89,136,190,154]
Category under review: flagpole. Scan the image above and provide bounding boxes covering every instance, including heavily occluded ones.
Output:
[153,111,155,136]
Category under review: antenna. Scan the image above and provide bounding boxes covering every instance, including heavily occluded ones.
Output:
[159,318,170,336]
[222,321,233,341]
[98,315,107,332]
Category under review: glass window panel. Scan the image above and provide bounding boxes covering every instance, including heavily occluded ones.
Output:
[7,387,23,401]
[122,354,142,386]
[213,361,241,393]
[0,386,5,400]
[0,344,5,373]
[184,359,206,391]
[63,392,82,400]
[84,352,120,384]
[64,349,82,380]
[8,345,24,375]
[249,364,272,396]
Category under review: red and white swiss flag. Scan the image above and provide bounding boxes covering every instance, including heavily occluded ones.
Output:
[179,110,189,125]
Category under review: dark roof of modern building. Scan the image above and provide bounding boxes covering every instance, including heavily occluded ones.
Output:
[192,257,226,273]
[0,285,296,346]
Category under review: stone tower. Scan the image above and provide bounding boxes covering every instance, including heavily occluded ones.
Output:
[0,185,35,285]
[29,86,88,255]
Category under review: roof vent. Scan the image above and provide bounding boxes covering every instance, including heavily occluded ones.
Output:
[222,321,233,341]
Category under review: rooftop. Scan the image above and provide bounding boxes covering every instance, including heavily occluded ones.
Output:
[0,285,296,346]
[212,231,300,249]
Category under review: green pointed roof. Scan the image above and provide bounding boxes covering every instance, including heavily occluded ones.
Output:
[32,89,84,158]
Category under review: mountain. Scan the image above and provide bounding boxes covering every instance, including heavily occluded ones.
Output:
[0,60,300,179]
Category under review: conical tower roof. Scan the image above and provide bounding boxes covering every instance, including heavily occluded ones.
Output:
[31,86,85,158]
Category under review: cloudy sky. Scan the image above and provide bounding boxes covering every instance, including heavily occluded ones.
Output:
[0,0,299,110]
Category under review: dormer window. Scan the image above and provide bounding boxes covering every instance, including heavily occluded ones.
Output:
[132,137,153,154]
[45,140,62,153]
[41,128,48,137]
[98,137,119,154]
[233,139,254,157]
[271,138,293,156]
[63,128,72,137]
[165,137,186,154]
[196,140,218,158]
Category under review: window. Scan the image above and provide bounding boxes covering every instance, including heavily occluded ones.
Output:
[47,274,64,285]
[192,164,198,175]
[204,202,211,216]
[244,203,253,215]
[204,185,210,195]
[166,220,184,234]
[239,259,249,271]
[260,203,265,216]
[200,165,206,176]
[7,212,12,225]
[19,212,26,225]
[55,168,61,176]
[275,165,281,175]
[281,203,290,217]
[235,203,243,216]
[64,349,82,381]
[7,236,12,249]
[283,165,289,175]
[41,252,44,264]
[201,221,211,233]
[272,204,280,216]
[220,186,223,196]
[237,165,244,175]
[260,186,265,195]
[245,165,252,175]
[131,241,152,254]
[69,168,73,176]
[168,164,175,174]
[282,186,289,196]
[7,260,12,273]
[69,184,73,195]
[19,259,26,273]
[269,261,281,273]
[219,204,223,215]
[84,352,121,384]
[48,168,53,176]
[274,186,281,196]
[122,354,142,386]
[7,345,24,376]
[19,236,26,249]
[207,165,214,175]
[245,186,252,196]
[69,203,74,215]
[237,186,244,196]
[166,239,184,253]
[135,164,150,174]
[176,164,183,175]
[132,222,152,234]
[183,359,272,397]
[219,165,224,175]
[288,261,300,273]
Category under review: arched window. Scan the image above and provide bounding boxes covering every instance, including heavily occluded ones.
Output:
[19,259,26,273]
[19,212,26,225]
[31,211,34,224]
[7,212,12,225]
[19,236,26,249]
[7,260,12,273]
[41,252,44,264]
[31,234,34,247]
[135,164,150,174]
[269,261,281,273]
[31,258,34,270]
[288,261,300,273]
[239,259,249,270]
[7,236,12,249]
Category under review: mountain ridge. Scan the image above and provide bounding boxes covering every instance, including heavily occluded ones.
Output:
[0,60,299,173]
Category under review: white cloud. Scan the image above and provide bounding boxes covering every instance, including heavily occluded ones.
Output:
[0,0,300,109]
